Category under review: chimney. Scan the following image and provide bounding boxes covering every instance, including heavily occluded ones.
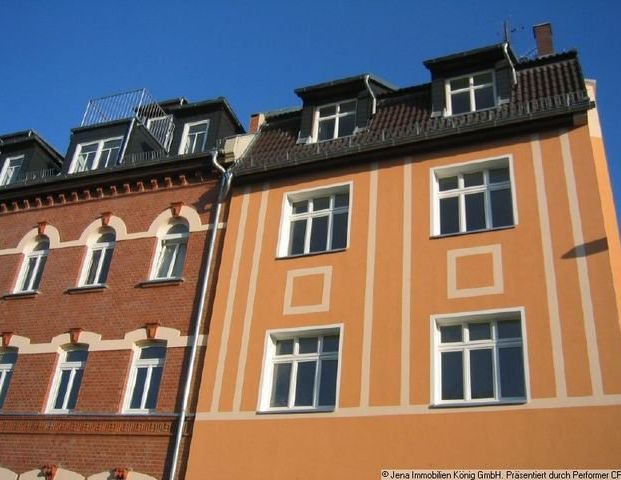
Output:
[533,22,554,57]
[249,112,265,133]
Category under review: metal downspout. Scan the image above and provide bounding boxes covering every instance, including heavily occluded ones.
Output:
[503,42,517,85]
[364,74,377,115]
[168,149,232,480]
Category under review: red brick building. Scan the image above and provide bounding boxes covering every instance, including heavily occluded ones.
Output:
[0,91,243,480]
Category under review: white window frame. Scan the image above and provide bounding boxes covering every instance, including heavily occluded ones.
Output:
[150,221,189,280]
[431,307,529,407]
[0,349,17,409]
[258,324,343,413]
[445,70,496,116]
[312,99,357,142]
[178,120,209,155]
[0,155,24,186]
[79,229,116,287]
[123,343,166,414]
[430,156,517,236]
[70,136,124,173]
[47,347,88,413]
[277,182,352,258]
[14,236,50,293]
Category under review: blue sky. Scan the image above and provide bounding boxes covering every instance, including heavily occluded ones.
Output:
[2,1,620,213]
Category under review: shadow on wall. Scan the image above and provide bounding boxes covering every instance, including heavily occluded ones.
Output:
[562,237,608,259]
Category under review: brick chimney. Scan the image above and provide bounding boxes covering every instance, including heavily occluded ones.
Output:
[533,22,554,57]
[249,112,265,133]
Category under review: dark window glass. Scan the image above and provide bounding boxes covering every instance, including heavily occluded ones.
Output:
[299,337,318,354]
[489,167,510,183]
[289,220,307,255]
[99,248,113,283]
[441,351,463,400]
[313,197,330,211]
[86,249,102,285]
[140,346,166,360]
[334,193,349,208]
[498,320,522,339]
[438,176,458,191]
[318,359,338,406]
[145,366,163,409]
[0,371,13,408]
[322,336,339,353]
[270,363,292,407]
[490,189,514,227]
[54,370,71,409]
[451,92,470,115]
[292,200,308,214]
[465,192,486,231]
[440,197,459,234]
[275,339,293,355]
[66,350,88,362]
[469,323,491,341]
[294,361,316,406]
[66,368,84,409]
[440,325,462,343]
[338,114,355,137]
[470,349,494,399]
[318,118,335,141]
[130,368,147,409]
[309,216,328,252]
[464,172,484,187]
[499,346,525,397]
[450,77,469,90]
[331,212,348,250]
[475,86,495,110]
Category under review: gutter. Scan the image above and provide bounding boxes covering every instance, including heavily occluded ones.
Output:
[168,148,232,480]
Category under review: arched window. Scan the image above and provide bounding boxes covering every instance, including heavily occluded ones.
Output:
[15,236,49,293]
[0,349,17,409]
[48,346,88,413]
[125,343,166,413]
[151,221,188,280]
[80,228,116,286]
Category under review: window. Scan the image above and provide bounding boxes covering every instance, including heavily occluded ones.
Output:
[151,221,189,280]
[433,158,514,236]
[0,155,24,186]
[179,120,209,155]
[313,100,356,142]
[259,327,340,412]
[446,71,495,115]
[125,344,166,413]
[433,312,526,405]
[0,350,17,409]
[15,236,49,293]
[279,184,350,257]
[48,347,88,413]
[80,228,115,286]
[72,137,123,173]
[146,116,173,150]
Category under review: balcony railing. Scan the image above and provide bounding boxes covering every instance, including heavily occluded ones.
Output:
[80,88,174,151]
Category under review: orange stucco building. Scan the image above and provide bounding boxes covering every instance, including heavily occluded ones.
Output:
[185,25,621,478]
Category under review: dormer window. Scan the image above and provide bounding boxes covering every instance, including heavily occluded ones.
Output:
[180,120,209,155]
[314,100,356,142]
[446,71,495,115]
[0,155,23,186]
[71,137,123,173]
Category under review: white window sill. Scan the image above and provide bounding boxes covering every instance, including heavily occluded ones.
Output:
[138,277,184,288]
[431,224,515,239]
[66,285,107,294]
[3,290,39,300]
[431,399,526,409]
[257,406,336,415]
[276,248,346,260]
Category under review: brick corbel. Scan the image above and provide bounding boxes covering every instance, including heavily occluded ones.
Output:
[37,221,48,236]
[68,328,83,344]
[114,467,130,480]
[144,322,161,340]
[170,202,184,218]
[101,212,112,227]
[42,464,57,480]
[1,332,13,348]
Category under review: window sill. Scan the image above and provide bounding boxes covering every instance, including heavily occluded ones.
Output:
[430,399,526,409]
[257,406,336,415]
[66,285,108,294]
[276,248,346,260]
[2,290,39,300]
[431,224,515,239]
[137,278,184,288]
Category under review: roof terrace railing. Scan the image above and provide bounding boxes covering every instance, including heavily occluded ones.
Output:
[80,88,174,151]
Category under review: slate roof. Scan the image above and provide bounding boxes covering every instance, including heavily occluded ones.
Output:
[234,50,590,177]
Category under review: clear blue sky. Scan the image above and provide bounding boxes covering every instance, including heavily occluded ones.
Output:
[2,1,620,214]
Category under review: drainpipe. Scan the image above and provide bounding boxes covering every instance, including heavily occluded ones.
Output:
[503,42,517,86]
[118,118,136,166]
[168,148,232,480]
[364,74,377,115]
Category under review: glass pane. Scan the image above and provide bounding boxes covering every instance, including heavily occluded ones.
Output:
[451,92,470,114]
[275,339,293,355]
[66,350,88,362]
[450,77,469,90]
[489,167,510,184]
[470,349,494,399]
[322,335,339,352]
[86,249,102,285]
[490,189,514,228]
[309,215,328,252]
[130,368,147,409]
[438,176,458,191]
[441,351,463,400]
[98,232,116,243]
[145,365,163,409]
[319,105,337,117]
[340,101,356,113]
[299,337,318,354]
[171,242,187,278]
[21,258,37,290]
[464,172,484,187]
[0,371,12,407]
[313,197,330,211]
[498,320,522,339]
[317,118,335,141]
[98,247,113,283]
[474,86,495,110]
[167,223,188,235]
[156,244,174,278]
[337,114,355,137]
[440,325,462,343]
[66,368,84,409]
[334,192,349,208]
[473,73,493,85]
[292,200,308,214]
[189,123,207,134]
[289,220,307,255]
[0,352,17,364]
[140,345,166,360]
[31,255,47,290]
[318,359,337,406]
[331,212,348,250]
[440,197,459,234]
[34,239,50,251]
[465,192,486,231]
[499,346,525,398]
[270,363,291,407]
[469,323,491,340]
[294,361,316,406]
[54,370,71,409]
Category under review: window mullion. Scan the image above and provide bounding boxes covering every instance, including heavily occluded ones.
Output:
[167,243,179,278]
[326,196,335,250]
[463,346,471,401]
[289,359,298,408]
[303,209,313,254]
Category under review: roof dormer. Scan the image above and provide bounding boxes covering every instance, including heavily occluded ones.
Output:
[0,131,62,188]
[294,74,397,144]
[424,43,518,118]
